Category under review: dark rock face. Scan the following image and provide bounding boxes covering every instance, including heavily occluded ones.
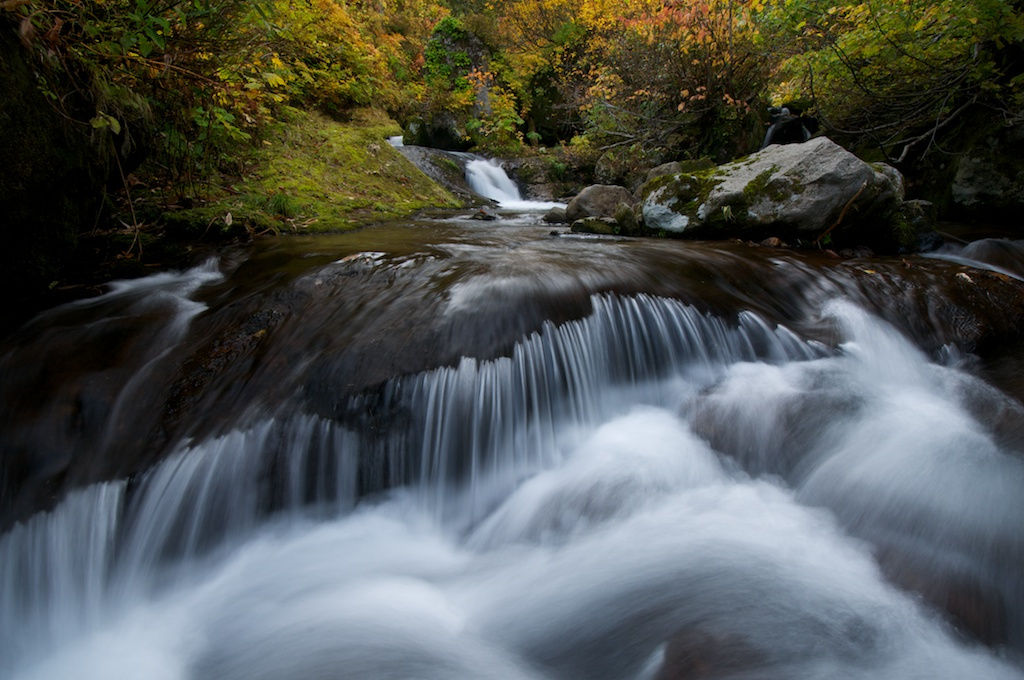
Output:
[0,32,108,295]
[897,200,942,253]
[393,145,478,205]
[760,105,819,148]
[403,113,473,152]
[950,123,1024,222]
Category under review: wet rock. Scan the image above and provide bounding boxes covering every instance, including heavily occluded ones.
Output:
[654,629,767,680]
[876,548,1010,648]
[394,145,477,205]
[471,208,498,221]
[543,206,568,224]
[896,199,941,253]
[565,184,635,223]
[646,162,683,183]
[570,217,619,235]
[759,236,786,248]
[839,246,875,259]
[614,202,641,236]
[403,112,472,152]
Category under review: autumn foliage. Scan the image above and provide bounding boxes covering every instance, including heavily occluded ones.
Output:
[4,0,1022,181]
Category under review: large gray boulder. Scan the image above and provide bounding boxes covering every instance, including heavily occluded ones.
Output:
[566,184,635,223]
[640,137,908,249]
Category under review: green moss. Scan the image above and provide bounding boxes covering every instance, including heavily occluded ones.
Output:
[676,158,716,173]
[641,169,727,222]
[890,212,916,250]
[742,168,777,201]
[570,217,619,235]
[264,192,303,219]
[429,155,468,188]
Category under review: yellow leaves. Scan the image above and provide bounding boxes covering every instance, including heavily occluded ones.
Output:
[263,71,287,88]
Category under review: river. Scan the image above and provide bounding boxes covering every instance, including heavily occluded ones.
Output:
[1,166,1024,679]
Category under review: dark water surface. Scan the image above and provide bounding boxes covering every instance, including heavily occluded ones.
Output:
[2,212,1024,679]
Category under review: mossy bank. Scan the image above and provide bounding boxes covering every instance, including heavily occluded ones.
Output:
[1,104,462,336]
[158,108,461,240]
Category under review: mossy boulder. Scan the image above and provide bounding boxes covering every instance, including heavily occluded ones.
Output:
[565,184,635,223]
[645,158,715,184]
[570,217,620,235]
[639,137,908,250]
[613,201,642,235]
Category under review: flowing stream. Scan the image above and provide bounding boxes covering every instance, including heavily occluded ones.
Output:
[2,172,1024,679]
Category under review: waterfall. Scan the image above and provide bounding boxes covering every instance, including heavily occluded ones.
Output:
[3,281,1024,679]
[465,158,564,211]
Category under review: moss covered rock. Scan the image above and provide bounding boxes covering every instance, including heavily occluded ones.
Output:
[639,137,908,249]
[570,217,620,235]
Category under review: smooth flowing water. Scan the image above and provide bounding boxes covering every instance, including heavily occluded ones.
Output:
[2,199,1024,679]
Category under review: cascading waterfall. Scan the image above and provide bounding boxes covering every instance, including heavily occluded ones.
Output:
[2,239,1024,679]
[2,280,1024,679]
[464,158,564,211]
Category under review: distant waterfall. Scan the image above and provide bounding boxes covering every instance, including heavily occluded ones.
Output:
[465,158,563,211]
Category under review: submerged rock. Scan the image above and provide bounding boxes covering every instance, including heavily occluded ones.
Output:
[639,137,914,251]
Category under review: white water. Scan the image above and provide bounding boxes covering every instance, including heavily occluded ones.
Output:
[925,237,1024,281]
[2,288,1024,679]
[465,158,565,211]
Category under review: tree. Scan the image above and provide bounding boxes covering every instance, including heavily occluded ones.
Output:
[766,0,1024,162]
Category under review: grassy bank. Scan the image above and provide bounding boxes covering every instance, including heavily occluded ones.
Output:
[154,107,463,240]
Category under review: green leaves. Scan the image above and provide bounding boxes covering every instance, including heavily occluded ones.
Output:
[765,0,1024,159]
[90,111,122,134]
